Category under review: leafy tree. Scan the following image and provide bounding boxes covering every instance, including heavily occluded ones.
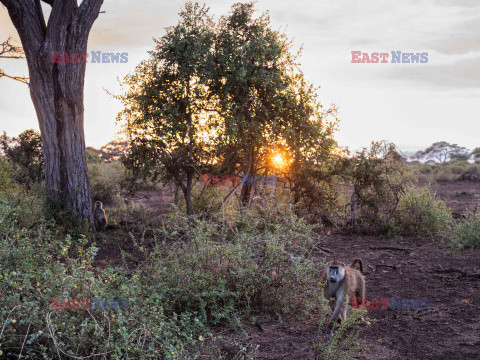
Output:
[212,3,296,204]
[0,129,43,185]
[117,3,217,215]
[0,0,104,221]
[278,76,341,217]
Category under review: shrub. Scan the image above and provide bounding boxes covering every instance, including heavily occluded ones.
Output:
[449,211,480,249]
[345,141,409,233]
[394,187,452,237]
[418,164,434,174]
[0,157,16,193]
[0,188,325,358]
[147,199,323,321]
[313,307,366,360]
[0,129,44,186]
[0,197,207,359]
[88,161,126,203]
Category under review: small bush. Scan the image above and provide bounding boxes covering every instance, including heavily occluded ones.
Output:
[313,307,366,360]
[88,161,126,203]
[395,187,452,237]
[449,211,480,249]
[418,164,434,174]
[0,129,44,186]
[0,157,17,193]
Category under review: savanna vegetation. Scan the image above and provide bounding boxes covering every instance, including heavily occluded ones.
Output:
[1,2,479,359]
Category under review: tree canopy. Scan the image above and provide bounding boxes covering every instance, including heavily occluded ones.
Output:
[117,2,339,215]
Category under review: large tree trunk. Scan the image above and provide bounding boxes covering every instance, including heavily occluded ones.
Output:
[1,0,104,221]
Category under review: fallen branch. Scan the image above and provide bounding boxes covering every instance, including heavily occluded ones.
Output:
[317,246,333,254]
[369,246,411,253]
[429,268,468,277]
[375,264,397,271]
[428,267,480,280]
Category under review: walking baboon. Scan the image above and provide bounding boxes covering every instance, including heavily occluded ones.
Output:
[320,258,366,337]
[93,201,107,231]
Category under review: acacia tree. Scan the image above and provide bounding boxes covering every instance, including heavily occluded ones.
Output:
[213,3,294,204]
[414,141,468,164]
[117,3,216,216]
[279,76,341,214]
[0,0,104,220]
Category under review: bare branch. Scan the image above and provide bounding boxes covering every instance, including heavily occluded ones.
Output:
[0,36,25,58]
[0,69,29,85]
[0,36,29,85]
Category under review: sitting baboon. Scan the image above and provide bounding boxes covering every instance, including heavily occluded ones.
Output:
[93,201,107,231]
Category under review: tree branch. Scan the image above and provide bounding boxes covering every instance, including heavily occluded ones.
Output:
[0,36,29,85]
[0,0,47,55]
[77,0,104,32]
[0,69,29,85]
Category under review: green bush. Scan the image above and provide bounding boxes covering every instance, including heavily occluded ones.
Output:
[88,161,126,203]
[394,187,452,237]
[418,164,434,174]
[0,157,16,193]
[148,199,323,321]
[0,197,207,359]
[0,188,325,358]
[0,129,44,186]
[449,211,480,249]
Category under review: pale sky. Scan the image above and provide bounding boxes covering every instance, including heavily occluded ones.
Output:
[1,0,479,152]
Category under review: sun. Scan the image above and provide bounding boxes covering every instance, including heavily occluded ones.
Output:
[272,153,285,168]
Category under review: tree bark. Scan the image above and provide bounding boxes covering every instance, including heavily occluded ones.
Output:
[1,0,104,221]
[241,147,255,205]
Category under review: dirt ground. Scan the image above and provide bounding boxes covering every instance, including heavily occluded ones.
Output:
[95,180,480,359]
[236,234,480,360]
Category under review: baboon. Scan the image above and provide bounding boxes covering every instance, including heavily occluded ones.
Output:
[320,258,366,337]
[93,201,107,231]
[349,258,364,274]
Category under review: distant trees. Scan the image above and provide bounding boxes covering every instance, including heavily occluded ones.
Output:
[471,147,480,163]
[413,141,469,163]
[0,130,43,185]
[118,2,339,214]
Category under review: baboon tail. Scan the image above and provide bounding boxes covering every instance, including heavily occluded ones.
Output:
[350,258,364,274]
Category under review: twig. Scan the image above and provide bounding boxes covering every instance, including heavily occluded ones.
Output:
[429,268,468,277]
[369,246,411,253]
[46,312,110,359]
[18,321,32,359]
[317,246,334,254]
[428,267,480,280]
[0,305,23,341]
[375,264,397,271]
